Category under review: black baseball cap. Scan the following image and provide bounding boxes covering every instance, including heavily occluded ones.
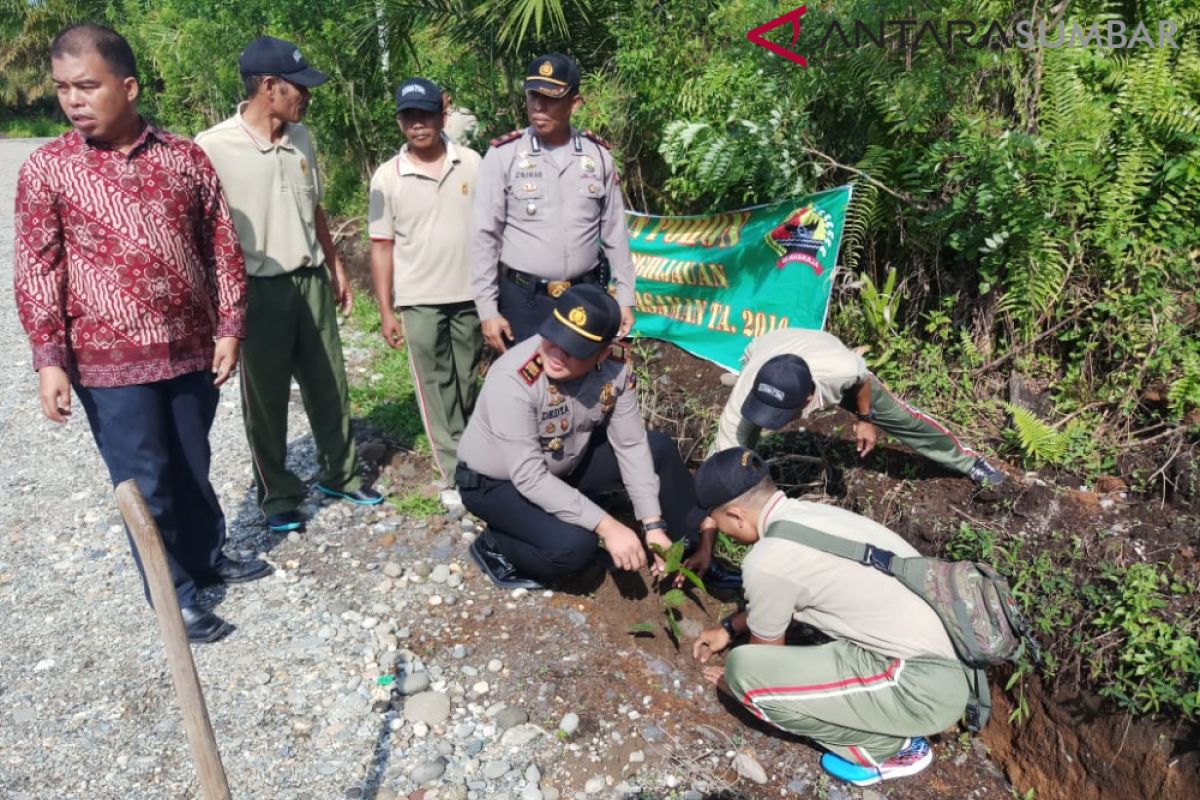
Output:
[238,36,328,87]
[525,52,580,98]
[395,77,443,113]
[538,284,621,360]
[695,448,770,511]
[740,354,814,430]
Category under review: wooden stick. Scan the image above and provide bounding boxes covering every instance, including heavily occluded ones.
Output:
[115,480,232,800]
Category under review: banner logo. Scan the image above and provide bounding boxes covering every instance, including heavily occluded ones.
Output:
[765,206,834,276]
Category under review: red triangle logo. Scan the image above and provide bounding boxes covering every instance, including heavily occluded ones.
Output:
[746,5,809,67]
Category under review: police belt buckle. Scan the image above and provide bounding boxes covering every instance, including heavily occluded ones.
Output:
[546,280,571,298]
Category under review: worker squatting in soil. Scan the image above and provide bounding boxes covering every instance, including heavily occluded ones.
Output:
[14,23,1009,789]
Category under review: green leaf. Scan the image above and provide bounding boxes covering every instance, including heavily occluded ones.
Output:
[678,567,705,592]
[627,622,656,635]
[662,589,687,608]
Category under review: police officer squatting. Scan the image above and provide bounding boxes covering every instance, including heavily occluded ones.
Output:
[455,283,737,591]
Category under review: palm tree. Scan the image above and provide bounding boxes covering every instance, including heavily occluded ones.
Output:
[0,0,109,107]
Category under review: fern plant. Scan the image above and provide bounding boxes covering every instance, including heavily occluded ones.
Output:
[1003,402,1068,466]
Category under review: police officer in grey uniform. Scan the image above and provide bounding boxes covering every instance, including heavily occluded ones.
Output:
[455,284,714,589]
[470,52,636,353]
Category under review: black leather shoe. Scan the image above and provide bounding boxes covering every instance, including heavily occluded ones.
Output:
[209,557,273,585]
[316,484,385,505]
[469,534,543,590]
[267,509,306,532]
[179,606,231,644]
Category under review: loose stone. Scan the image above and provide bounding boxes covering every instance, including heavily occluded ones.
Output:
[411,758,446,785]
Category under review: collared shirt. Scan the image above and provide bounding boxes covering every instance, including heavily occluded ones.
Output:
[13,123,247,388]
[195,104,324,277]
[368,135,482,306]
[713,328,869,453]
[742,492,958,661]
[456,336,660,529]
[469,127,635,319]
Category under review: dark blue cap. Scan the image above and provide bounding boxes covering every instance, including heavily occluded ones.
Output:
[740,354,814,430]
[695,448,770,511]
[538,284,620,359]
[525,52,580,98]
[395,77,443,113]
[238,36,328,87]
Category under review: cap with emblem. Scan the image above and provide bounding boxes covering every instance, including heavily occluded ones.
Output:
[395,77,443,114]
[239,36,328,87]
[538,284,620,360]
[524,52,580,98]
[694,448,770,511]
[740,354,814,430]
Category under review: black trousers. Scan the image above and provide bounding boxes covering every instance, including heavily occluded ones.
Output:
[75,370,228,607]
[497,270,601,344]
[457,430,707,581]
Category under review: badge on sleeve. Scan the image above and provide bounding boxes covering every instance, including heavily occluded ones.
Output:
[600,382,616,413]
[546,437,564,452]
[519,353,544,385]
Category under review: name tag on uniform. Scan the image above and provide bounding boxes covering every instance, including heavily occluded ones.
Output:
[540,405,569,420]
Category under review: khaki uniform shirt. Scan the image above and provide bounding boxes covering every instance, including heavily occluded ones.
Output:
[744,493,958,662]
[196,105,324,277]
[713,328,869,453]
[456,336,659,529]
[368,135,481,306]
[469,128,635,319]
[444,107,478,144]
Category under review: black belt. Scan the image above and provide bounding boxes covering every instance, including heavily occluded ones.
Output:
[501,263,597,298]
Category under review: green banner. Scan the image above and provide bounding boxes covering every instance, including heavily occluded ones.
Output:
[628,186,853,371]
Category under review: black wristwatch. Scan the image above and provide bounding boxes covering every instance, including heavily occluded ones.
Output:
[855,409,876,422]
[721,614,740,641]
[642,520,669,534]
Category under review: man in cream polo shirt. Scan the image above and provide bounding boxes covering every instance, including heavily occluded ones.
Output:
[197,36,382,533]
[368,77,483,484]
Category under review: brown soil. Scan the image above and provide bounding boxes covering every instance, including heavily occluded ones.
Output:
[984,680,1200,800]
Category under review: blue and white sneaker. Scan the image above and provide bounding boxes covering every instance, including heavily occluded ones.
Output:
[315,484,384,506]
[820,737,933,786]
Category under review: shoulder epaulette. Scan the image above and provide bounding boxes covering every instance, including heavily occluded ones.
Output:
[582,130,611,149]
[518,352,544,386]
[608,343,627,362]
[489,130,524,148]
